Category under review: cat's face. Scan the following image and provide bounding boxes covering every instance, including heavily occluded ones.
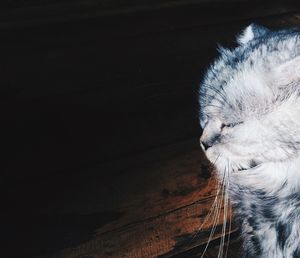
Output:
[199,24,300,176]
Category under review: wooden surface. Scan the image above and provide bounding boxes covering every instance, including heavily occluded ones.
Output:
[0,1,298,29]
[3,6,300,179]
[2,2,300,258]
[38,139,235,258]
[6,139,238,258]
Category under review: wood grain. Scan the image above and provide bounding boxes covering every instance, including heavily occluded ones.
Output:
[0,1,298,29]
[39,139,234,258]
[4,4,300,258]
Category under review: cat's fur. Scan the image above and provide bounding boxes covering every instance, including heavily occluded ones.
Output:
[199,24,300,258]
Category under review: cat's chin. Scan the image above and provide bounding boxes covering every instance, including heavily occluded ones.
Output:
[205,147,235,174]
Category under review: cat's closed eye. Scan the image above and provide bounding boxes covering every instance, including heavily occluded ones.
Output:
[221,121,243,129]
[199,23,300,257]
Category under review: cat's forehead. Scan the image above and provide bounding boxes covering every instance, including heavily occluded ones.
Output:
[200,51,268,124]
[199,29,300,126]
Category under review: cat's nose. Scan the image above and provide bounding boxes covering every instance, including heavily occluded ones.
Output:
[200,133,221,151]
[201,140,211,151]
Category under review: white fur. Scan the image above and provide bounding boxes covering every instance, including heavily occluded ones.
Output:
[237,25,255,45]
[199,25,300,257]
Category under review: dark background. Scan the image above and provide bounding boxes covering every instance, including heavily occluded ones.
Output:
[2,1,300,257]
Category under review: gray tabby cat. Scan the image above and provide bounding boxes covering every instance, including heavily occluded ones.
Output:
[199,24,300,258]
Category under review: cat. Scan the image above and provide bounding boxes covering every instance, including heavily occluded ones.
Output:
[199,24,300,258]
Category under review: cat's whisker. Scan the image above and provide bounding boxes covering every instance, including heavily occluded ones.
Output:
[201,93,227,107]
[191,155,221,241]
[201,168,226,258]
[217,163,229,258]
[200,188,222,258]
[202,82,228,103]
[205,93,227,105]
[225,163,232,257]
[191,183,220,241]
[205,104,223,111]
[199,24,300,257]
[222,160,231,258]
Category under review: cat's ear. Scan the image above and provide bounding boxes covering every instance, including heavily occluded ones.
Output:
[237,23,269,45]
[273,56,300,86]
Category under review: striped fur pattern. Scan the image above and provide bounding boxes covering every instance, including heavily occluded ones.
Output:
[199,24,300,258]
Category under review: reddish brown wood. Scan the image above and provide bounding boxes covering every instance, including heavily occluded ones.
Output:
[5,7,300,258]
[40,140,234,258]
[36,12,300,258]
